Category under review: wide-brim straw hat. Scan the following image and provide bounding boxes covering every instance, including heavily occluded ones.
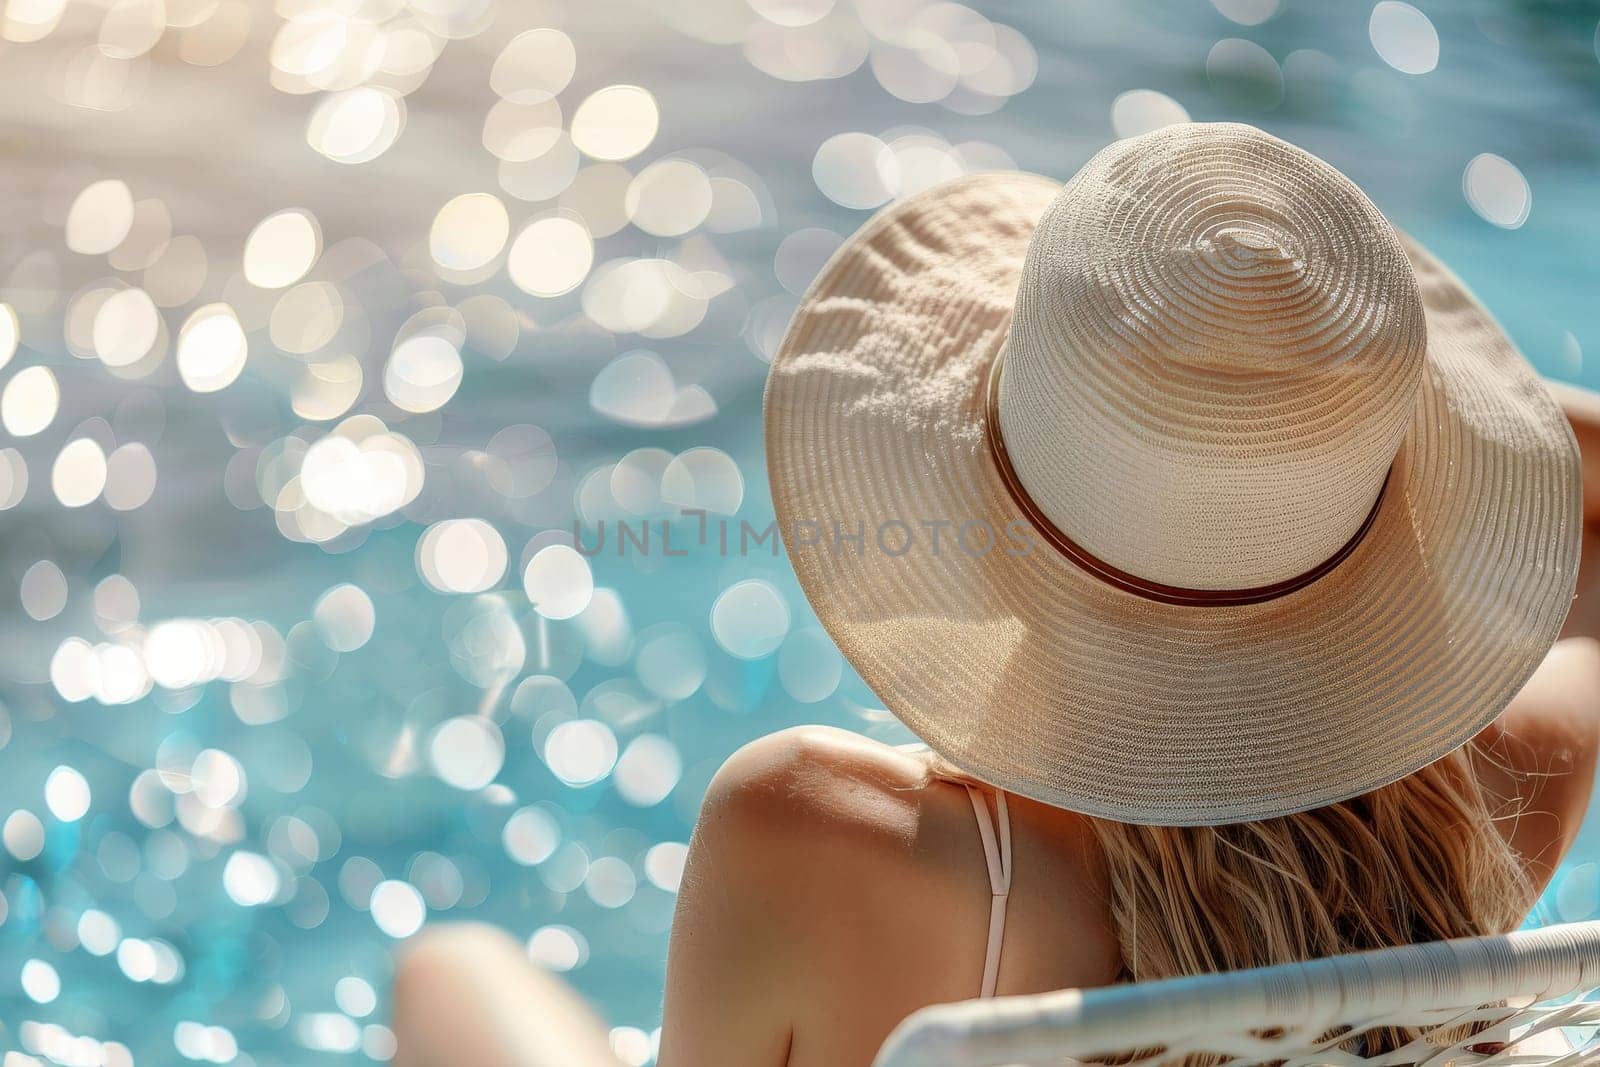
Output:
[765,122,1581,826]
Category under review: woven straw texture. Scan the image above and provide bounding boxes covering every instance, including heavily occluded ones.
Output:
[1000,126,1423,589]
[872,920,1600,1067]
[764,123,1580,825]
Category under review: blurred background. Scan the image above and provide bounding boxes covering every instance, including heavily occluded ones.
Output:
[1,0,1598,1063]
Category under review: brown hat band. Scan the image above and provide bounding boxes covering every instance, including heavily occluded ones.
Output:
[984,351,1391,608]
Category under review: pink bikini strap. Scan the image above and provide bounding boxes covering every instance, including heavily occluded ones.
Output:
[964,784,1012,998]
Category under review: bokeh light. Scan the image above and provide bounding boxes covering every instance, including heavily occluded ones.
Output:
[1111,89,1191,140]
[429,716,505,790]
[711,580,791,659]
[383,332,463,414]
[242,209,321,289]
[4,810,46,861]
[176,303,248,393]
[52,438,109,508]
[1212,0,1277,26]
[312,584,375,652]
[417,519,507,594]
[369,880,426,938]
[66,179,135,255]
[1207,37,1283,112]
[1464,153,1532,229]
[430,193,511,273]
[491,28,576,103]
[1369,1,1439,76]
[92,287,161,367]
[523,544,594,620]
[625,160,713,237]
[21,959,61,1004]
[0,302,18,368]
[813,132,899,209]
[543,719,618,787]
[2,365,60,436]
[20,560,68,621]
[45,765,92,821]
[306,87,406,164]
[507,216,594,297]
[570,85,660,162]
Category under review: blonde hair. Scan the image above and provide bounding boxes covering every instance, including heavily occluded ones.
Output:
[925,740,1532,984]
[1084,743,1533,983]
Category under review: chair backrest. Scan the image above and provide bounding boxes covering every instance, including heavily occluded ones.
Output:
[873,920,1600,1067]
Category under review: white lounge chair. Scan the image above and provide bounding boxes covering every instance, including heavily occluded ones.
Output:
[874,921,1600,1067]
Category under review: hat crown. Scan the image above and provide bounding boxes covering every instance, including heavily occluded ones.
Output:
[1196,226,1301,288]
[998,123,1427,591]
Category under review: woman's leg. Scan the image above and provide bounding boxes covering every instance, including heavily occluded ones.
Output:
[392,923,624,1067]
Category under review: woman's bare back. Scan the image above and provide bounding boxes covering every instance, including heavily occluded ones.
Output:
[655,724,1122,1066]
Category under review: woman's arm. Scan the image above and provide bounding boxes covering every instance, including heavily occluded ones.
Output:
[1477,382,1600,887]
[656,735,803,1067]
[391,924,622,1067]
[1551,381,1600,643]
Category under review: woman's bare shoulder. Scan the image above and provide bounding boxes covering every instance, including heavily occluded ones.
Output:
[665,727,998,1062]
[680,725,1116,1062]
[698,726,1114,956]
[701,725,970,861]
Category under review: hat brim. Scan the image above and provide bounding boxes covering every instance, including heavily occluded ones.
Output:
[764,171,1581,826]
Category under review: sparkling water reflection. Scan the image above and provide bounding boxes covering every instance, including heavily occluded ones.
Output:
[2,0,1599,1063]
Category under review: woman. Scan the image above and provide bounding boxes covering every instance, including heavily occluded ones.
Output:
[394,124,1600,1067]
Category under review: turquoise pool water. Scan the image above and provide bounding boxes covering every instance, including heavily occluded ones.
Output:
[2,0,1599,1062]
